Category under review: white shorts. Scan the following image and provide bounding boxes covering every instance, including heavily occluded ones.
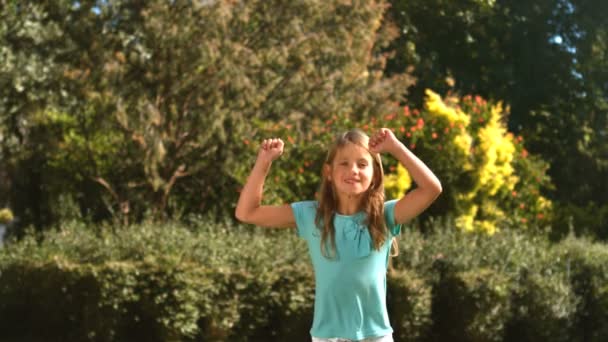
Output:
[311,334,393,342]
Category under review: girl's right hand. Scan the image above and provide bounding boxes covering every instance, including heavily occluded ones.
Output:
[257,138,284,163]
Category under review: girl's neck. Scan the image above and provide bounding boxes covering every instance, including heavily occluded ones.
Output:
[335,194,363,215]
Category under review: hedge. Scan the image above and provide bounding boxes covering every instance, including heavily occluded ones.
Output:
[0,221,607,341]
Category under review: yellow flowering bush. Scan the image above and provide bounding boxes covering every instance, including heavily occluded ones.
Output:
[383,90,553,234]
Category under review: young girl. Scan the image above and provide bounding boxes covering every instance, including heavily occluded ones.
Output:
[235,128,442,342]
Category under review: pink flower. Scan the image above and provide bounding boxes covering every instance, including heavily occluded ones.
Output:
[416,118,425,129]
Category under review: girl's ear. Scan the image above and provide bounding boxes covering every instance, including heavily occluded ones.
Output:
[323,164,332,181]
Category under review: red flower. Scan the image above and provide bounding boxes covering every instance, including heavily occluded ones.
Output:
[385,113,396,121]
[416,118,425,129]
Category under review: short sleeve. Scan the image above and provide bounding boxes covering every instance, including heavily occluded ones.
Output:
[290,201,318,239]
[384,199,402,237]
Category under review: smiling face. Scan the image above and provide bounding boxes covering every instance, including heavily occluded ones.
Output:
[327,142,375,199]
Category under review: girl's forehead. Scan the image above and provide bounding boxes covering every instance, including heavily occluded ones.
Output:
[334,142,373,160]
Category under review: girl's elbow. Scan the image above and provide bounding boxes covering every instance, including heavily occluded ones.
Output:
[435,181,443,194]
[430,180,443,197]
[235,208,249,223]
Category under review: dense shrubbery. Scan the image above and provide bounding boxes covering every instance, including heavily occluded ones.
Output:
[0,220,607,341]
[235,90,553,235]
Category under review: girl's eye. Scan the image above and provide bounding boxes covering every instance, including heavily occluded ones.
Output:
[358,163,368,168]
[340,162,348,166]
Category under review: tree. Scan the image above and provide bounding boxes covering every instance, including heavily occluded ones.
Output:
[385,0,608,237]
[0,0,413,228]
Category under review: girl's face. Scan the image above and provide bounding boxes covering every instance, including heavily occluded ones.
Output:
[327,142,375,198]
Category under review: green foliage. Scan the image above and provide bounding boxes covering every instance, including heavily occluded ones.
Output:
[1,220,607,340]
[0,0,413,228]
[504,270,576,342]
[557,236,608,342]
[429,267,511,342]
[0,220,312,341]
[386,269,432,342]
[385,0,608,239]
[550,201,608,241]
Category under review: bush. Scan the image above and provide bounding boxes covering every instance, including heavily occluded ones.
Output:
[557,236,608,342]
[387,269,432,342]
[428,265,511,342]
[504,269,577,342]
[0,221,312,341]
[0,220,607,341]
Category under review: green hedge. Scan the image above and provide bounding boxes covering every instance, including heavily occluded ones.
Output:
[0,221,607,341]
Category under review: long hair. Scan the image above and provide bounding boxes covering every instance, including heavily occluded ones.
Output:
[315,129,399,259]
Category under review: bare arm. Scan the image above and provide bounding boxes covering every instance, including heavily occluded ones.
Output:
[235,138,296,228]
[370,128,442,224]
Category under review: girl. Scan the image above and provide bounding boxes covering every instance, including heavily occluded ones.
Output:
[235,128,442,342]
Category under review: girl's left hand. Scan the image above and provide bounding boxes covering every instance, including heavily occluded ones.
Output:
[369,128,401,154]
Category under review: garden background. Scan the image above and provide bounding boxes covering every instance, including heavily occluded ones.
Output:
[0,0,607,341]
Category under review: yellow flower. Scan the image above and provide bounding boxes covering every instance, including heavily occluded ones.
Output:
[425,89,470,126]
[384,164,412,199]
[455,205,478,232]
[477,220,498,235]
[476,104,517,195]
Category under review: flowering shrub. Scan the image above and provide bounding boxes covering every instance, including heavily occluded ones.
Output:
[381,90,553,234]
[233,89,553,234]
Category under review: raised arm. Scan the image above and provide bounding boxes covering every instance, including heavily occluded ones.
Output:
[370,128,442,225]
[235,138,296,228]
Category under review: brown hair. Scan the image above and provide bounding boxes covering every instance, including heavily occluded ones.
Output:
[315,129,399,259]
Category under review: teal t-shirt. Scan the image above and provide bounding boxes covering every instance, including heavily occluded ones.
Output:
[290,200,402,340]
